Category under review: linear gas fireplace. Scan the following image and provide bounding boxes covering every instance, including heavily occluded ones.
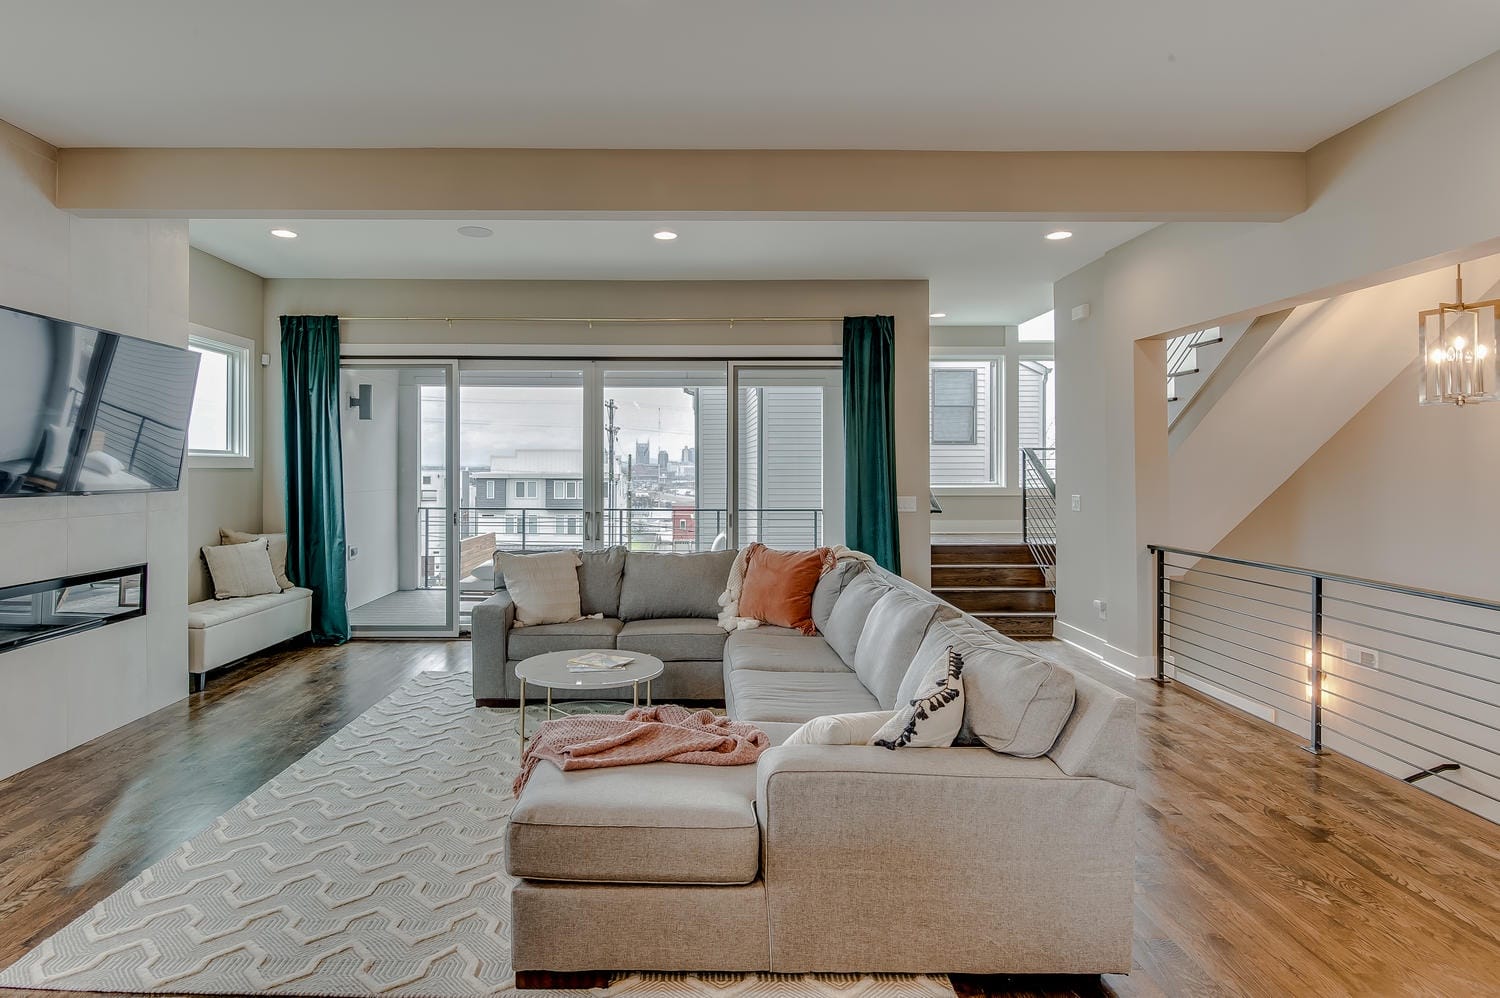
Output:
[0,565,146,654]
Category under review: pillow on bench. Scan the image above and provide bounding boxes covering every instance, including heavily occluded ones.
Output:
[202,537,281,599]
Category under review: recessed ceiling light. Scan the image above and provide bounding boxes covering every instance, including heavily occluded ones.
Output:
[457,225,494,238]
[270,228,298,239]
[930,312,947,319]
[654,230,678,241]
[1045,230,1073,241]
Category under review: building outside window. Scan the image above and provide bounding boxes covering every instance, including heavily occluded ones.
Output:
[929,315,1054,492]
[187,325,254,468]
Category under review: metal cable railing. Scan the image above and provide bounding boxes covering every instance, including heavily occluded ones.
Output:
[1150,544,1500,825]
[1021,447,1056,591]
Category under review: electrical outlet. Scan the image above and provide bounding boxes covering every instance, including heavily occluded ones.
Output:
[1093,599,1108,620]
[348,546,359,560]
[1071,494,1082,512]
[896,495,917,513]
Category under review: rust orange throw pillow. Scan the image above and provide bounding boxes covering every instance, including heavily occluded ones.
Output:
[738,543,837,635]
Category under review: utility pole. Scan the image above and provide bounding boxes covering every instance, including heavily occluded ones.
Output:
[604,398,619,545]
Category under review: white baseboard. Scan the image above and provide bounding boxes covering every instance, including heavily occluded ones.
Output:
[1053,618,1155,680]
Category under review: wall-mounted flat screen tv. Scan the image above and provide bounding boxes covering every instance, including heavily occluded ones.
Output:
[0,304,199,497]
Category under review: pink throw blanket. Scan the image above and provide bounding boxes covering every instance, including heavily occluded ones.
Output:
[515,704,770,795]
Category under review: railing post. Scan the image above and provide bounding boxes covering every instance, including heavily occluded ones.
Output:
[1022,454,1030,548]
[1155,547,1169,685]
[1305,576,1325,755]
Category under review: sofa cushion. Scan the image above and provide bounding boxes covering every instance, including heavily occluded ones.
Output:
[724,628,850,674]
[579,546,627,618]
[506,761,760,885]
[852,589,944,708]
[940,618,1078,758]
[619,550,737,620]
[219,528,294,590]
[811,559,864,634]
[617,618,729,662]
[819,571,891,665]
[509,617,624,660]
[728,669,881,725]
[202,537,281,599]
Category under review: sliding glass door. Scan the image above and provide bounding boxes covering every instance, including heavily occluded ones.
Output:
[350,359,849,630]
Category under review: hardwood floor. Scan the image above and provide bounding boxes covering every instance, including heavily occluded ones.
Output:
[0,638,1496,997]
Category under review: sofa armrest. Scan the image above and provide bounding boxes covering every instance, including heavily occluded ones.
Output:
[471,591,515,701]
[754,744,1134,975]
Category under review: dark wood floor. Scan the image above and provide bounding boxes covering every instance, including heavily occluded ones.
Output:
[0,639,1496,997]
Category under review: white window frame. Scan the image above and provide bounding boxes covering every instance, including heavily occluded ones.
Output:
[187,324,254,469]
[930,328,1054,496]
[486,480,495,499]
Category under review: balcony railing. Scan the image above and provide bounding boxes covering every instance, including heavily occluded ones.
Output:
[418,506,824,590]
[1021,447,1057,591]
[1151,544,1500,825]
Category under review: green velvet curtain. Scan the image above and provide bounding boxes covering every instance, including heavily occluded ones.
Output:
[842,315,901,573]
[280,315,350,644]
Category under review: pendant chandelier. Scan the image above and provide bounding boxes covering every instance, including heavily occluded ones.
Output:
[1419,264,1499,407]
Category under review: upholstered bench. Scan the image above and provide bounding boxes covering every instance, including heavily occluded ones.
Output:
[187,587,313,691]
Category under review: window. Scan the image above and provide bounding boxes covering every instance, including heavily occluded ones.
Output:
[514,480,537,499]
[554,480,578,500]
[187,327,253,467]
[929,361,995,486]
[930,368,978,445]
[1018,310,1055,342]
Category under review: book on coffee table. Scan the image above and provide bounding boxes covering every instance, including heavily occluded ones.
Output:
[566,652,635,672]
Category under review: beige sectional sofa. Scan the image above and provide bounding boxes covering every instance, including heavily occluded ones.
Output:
[471,549,1136,978]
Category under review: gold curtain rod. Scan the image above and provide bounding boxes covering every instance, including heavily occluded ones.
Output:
[336,315,844,325]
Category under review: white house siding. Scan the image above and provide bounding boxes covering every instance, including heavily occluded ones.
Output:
[929,360,993,486]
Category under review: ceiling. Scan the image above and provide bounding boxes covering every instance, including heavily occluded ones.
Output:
[189,218,1157,325]
[4,2,1499,150]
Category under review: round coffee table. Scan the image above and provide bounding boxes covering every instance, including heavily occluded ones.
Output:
[514,649,666,741]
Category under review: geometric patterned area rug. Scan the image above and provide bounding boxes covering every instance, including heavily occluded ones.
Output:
[0,671,952,998]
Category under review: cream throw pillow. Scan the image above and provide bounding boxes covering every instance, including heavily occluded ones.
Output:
[497,550,583,626]
[202,537,281,600]
[220,529,293,590]
[783,710,896,746]
[871,646,966,749]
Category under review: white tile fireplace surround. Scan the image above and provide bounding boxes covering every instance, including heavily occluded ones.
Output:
[0,564,146,654]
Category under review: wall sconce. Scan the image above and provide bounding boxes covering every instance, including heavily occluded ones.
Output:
[349,383,373,420]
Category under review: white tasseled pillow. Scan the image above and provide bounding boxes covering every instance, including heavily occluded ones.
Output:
[870,646,966,749]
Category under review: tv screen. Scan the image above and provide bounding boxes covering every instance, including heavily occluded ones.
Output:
[0,304,199,497]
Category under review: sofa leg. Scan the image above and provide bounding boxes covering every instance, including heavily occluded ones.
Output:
[513,970,611,990]
[189,672,207,694]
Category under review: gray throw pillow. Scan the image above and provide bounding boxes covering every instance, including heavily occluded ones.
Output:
[853,589,943,708]
[948,619,1077,757]
[820,571,891,666]
[578,547,627,617]
[811,559,864,634]
[618,550,737,620]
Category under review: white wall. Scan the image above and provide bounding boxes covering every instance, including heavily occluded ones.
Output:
[186,248,265,602]
[0,119,189,781]
[1054,50,1500,677]
[261,279,934,586]
[340,368,399,609]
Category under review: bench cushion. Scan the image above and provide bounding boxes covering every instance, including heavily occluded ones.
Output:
[507,761,760,885]
[617,618,730,662]
[724,628,849,674]
[727,669,881,725]
[509,617,623,659]
[187,587,313,628]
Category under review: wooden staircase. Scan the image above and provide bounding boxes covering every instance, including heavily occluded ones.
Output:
[931,538,1055,638]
